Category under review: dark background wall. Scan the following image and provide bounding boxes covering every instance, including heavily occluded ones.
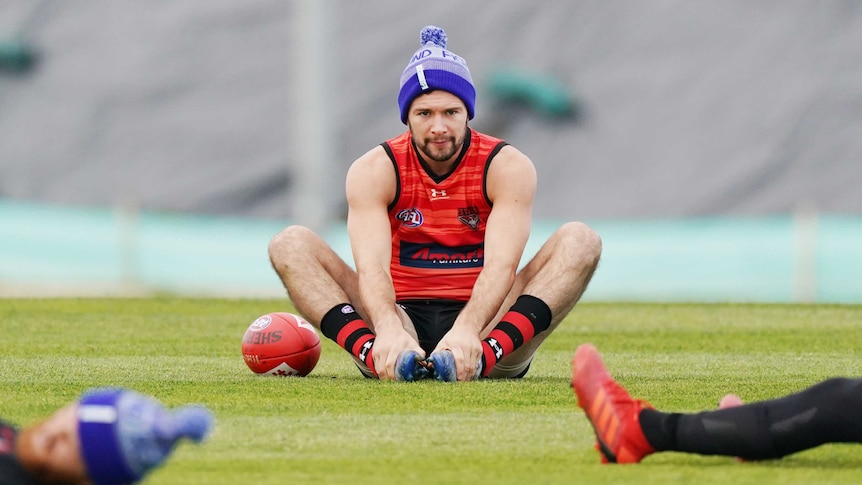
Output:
[2,0,860,222]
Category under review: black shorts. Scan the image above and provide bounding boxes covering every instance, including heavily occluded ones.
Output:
[397,299,466,354]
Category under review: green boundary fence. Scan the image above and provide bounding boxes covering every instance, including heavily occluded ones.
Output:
[1,200,860,302]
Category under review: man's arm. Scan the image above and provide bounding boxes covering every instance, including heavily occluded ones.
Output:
[346,147,424,380]
[434,145,537,380]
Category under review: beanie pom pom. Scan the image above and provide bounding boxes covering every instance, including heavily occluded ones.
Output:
[168,406,214,443]
[420,25,447,48]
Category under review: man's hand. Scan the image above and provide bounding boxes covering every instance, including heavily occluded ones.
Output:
[433,326,483,381]
[372,324,424,381]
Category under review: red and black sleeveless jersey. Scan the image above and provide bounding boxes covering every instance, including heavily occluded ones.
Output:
[382,129,508,301]
[0,420,35,485]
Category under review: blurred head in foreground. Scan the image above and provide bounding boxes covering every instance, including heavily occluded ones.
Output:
[13,388,213,485]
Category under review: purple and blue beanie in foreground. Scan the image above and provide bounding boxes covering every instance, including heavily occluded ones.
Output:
[77,388,213,485]
[398,25,476,124]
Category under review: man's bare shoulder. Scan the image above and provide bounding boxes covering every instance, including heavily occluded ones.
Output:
[490,145,537,181]
[346,145,396,203]
[495,144,534,167]
[348,145,392,176]
[485,144,537,204]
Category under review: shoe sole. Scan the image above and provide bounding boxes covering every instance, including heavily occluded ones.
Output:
[395,350,428,381]
[428,350,457,382]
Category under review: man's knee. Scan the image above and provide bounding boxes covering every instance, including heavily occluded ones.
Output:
[558,221,602,266]
[268,225,317,263]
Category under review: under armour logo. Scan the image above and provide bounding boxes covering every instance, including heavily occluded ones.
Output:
[430,188,449,200]
[488,338,503,359]
[359,340,373,361]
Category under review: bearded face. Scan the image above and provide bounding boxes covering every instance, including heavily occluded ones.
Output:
[406,90,469,169]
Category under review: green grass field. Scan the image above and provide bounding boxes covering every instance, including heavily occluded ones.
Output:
[1,299,860,484]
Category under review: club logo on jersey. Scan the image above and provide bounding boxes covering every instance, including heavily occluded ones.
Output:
[396,208,423,228]
[399,241,484,268]
[458,206,481,231]
[430,188,449,200]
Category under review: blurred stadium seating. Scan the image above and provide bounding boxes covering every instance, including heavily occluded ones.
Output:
[2,1,861,301]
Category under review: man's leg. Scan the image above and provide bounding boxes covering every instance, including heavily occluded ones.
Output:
[571,344,656,463]
[269,226,379,375]
[269,225,363,322]
[572,343,862,463]
[321,303,425,380]
[269,226,425,380]
[481,222,602,378]
[639,377,862,460]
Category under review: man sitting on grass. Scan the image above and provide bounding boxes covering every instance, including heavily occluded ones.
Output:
[268,25,601,383]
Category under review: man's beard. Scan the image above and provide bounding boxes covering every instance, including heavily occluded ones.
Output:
[416,133,464,162]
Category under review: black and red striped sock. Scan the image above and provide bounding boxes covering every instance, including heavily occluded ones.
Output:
[320,303,375,375]
[479,295,552,377]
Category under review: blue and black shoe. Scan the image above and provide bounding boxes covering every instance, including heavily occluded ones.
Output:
[428,350,486,381]
[395,350,430,382]
[427,350,457,382]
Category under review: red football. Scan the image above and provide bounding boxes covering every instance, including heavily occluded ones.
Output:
[241,312,321,376]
